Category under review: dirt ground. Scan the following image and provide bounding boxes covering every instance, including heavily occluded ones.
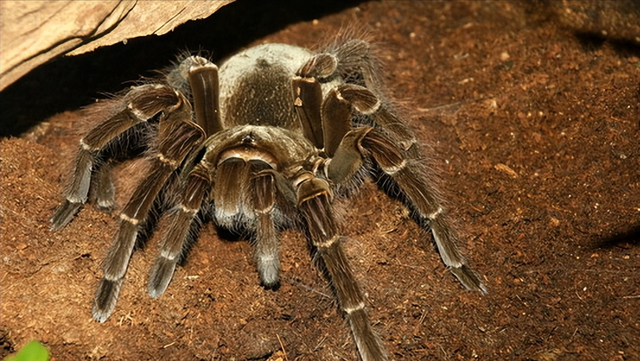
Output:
[1,1,639,360]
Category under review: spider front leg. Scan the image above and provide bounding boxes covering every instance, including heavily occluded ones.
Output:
[89,160,116,211]
[92,101,206,323]
[50,84,184,230]
[93,55,220,320]
[147,162,211,297]
[295,173,388,361]
[325,85,487,293]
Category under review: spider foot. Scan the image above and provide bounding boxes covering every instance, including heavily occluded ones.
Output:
[257,254,280,288]
[92,277,123,322]
[451,265,487,294]
[50,200,83,231]
[147,257,177,298]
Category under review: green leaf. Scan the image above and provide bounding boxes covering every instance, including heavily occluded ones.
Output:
[3,341,49,361]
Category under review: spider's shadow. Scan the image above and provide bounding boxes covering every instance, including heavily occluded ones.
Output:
[592,224,640,249]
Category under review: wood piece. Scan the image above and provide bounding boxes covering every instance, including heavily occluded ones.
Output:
[0,0,234,91]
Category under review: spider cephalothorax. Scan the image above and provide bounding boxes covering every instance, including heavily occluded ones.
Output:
[51,35,486,361]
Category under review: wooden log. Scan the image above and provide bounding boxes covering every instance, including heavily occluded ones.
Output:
[0,0,234,91]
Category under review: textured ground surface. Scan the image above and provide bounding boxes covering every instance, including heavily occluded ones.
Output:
[1,1,639,360]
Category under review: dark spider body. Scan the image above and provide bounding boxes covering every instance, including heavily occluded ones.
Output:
[51,37,485,361]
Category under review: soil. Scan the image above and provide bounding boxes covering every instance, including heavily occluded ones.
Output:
[1,1,639,360]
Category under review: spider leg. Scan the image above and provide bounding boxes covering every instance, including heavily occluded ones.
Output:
[330,38,377,75]
[293,52,339,149]
[88,160,116,211]
[214,149,284,287]
[256,167,302,287]
[325,86,487,293]
[95,56,219,317]
[50,84,183,230]
[250,164,282,287]
[295,173,388,361]
[292,76,324,149]
[93,94,205,322]
[314,38,418,151]
[147,154,281,297]
[303,37,381,90]
[147,163,211,298]
[212,157,250,223]
[181,56,223,137]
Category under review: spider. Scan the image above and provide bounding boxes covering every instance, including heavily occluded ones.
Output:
[50,34,486,361]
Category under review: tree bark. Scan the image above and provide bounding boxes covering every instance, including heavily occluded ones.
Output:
[0,0,234,91]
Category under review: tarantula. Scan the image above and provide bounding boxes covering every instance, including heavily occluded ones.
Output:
[51,35,486,361]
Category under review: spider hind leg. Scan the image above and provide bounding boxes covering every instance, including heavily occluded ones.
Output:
[325,85,487,293]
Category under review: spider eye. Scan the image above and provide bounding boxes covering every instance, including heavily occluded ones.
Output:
[241,133,256,144]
